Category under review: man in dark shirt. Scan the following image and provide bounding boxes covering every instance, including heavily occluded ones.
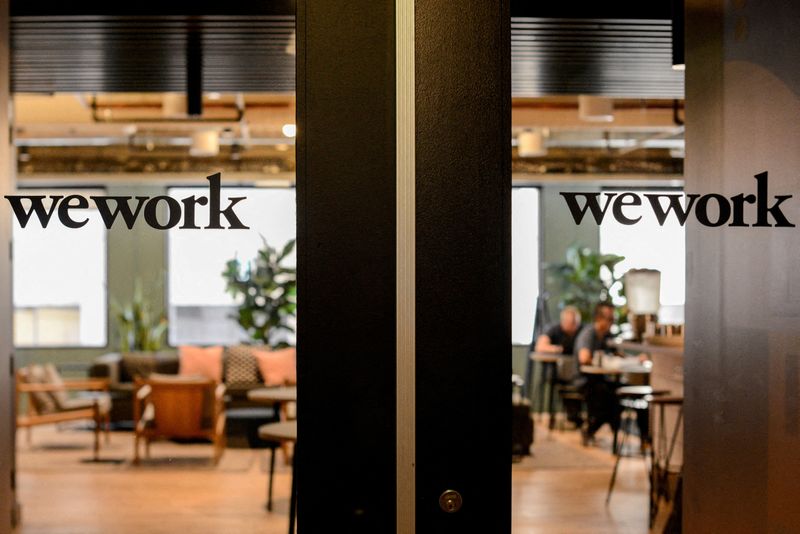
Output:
[573,302,619,443]
[534,305,581,356]
[533,306,582,425]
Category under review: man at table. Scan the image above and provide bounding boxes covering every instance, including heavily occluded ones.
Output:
[534,305,581,355]
[573,302,619,444]
[533,306,582,426]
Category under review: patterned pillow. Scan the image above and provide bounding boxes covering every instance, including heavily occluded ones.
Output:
[21,365,58,414]
[43,364,70,410]
[224,345,261,387]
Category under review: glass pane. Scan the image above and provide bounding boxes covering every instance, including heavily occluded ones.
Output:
[12,190,107,347]
[512,187,540,345]
[167,186,297,345]
[599,190,686,308]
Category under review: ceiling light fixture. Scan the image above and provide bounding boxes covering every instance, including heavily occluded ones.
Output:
[578,95,614,122]
[517,130,547,158]
[671,0,685,71]
[282,123,297,138]
[190,130,220,157]
[286,30,296,56]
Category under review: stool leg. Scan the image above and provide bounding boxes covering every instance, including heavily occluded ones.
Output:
[665,408,684,476]
[288,442,297,534]
[524,356,534,399]
[536,363,545,421]
[547,364,557,430]
[267,446,276,512]
[606,412,629,504]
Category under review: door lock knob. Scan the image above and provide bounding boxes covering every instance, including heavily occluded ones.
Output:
[439,489,463,513]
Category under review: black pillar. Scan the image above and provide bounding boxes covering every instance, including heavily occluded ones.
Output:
[295,0,397,532]
[414,0,511,532]
[297,0,510,531]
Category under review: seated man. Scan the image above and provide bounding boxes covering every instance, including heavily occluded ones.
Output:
[534,305,581,356]
[573,302,620,444]
[533,306,582,425]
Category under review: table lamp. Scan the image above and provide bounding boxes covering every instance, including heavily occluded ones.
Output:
[624,268,661,341]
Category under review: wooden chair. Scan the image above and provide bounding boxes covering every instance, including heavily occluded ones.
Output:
[16,364,111,461]
[133,374,226,465]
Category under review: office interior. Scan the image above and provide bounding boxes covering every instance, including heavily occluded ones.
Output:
[1,0,797,533]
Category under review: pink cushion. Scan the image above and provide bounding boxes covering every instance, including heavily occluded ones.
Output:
[178,346,224,383]
[253,347,297,386]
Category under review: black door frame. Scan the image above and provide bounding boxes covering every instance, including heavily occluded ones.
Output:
[296,0,511,532]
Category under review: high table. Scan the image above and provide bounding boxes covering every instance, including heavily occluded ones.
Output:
[258,421,298,534]
[249,386,298,527]
[579,363,651,378]
[248,386,297,463]
[529,352,561,429]
[248,386,298,413]
[579,363,651,452]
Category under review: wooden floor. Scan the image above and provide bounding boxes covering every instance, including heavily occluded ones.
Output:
[513,418,649,533]
[15,420,648,533]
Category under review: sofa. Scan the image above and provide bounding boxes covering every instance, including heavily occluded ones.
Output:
[89,345,296,426]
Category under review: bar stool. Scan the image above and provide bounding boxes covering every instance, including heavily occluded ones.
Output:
[606,385,669,503]
[648,395,683,528]
[529,353,560,428]
[556,384,585,431]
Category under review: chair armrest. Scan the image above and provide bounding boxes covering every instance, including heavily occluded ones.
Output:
[18,379,108,393]
[63,379,109,391]
[213,383,227,424]
[135,384,152,401]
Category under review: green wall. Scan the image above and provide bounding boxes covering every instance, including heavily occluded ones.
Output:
[515,182,601,410]
[538,183,601,323]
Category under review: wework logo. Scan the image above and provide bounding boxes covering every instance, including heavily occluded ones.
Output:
[4,173,249,230]
[560,172,795,228]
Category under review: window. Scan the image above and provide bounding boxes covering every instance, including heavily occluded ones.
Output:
[599,189,686,319]
[167,186,296,346]
[13,189,107,347]
[512,187,540,345]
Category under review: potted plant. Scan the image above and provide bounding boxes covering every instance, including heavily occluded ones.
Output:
[546,244,626,324]
[114,280,168,352]
[113,279,170,379]
[222,238,297,348]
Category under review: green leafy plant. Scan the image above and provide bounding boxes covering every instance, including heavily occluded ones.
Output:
[546,244,626,323]
[114,280,168,352]
[222,238,297,348]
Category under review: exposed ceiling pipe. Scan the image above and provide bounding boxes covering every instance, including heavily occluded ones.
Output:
[90,95,244,123]
[616,127,685,156]
[15,136,294,148]
[672,99,685,126]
